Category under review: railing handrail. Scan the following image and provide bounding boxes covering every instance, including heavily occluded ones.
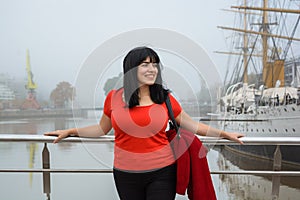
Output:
[1,134,300,145]
[1,134,300,199]
[0,169,300,176]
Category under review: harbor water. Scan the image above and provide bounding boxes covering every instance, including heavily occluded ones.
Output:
[0,112,300,200]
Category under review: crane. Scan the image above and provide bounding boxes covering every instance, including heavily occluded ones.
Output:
[21,49,40,109]
[25,49,38,91]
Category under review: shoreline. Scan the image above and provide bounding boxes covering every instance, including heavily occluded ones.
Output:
[0,108,88,119]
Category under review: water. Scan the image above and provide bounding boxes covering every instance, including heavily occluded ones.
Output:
[1,114,300,200]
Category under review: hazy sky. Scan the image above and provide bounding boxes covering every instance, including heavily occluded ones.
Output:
[1,0,299,105]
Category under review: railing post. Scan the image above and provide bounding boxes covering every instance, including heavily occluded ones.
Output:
[42,143,51,200]
[271,145,282,200]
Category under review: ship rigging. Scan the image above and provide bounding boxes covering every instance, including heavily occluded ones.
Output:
[213,0,300,172]
[218,0,300,91]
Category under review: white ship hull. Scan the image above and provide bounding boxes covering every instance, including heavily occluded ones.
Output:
[221,104,300,137]
[217,103,300,168]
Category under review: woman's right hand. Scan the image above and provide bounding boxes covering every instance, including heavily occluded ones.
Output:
[44,129,74,144]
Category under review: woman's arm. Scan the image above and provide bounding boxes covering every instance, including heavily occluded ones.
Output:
[44,114,112,143]
[175,110,244,144]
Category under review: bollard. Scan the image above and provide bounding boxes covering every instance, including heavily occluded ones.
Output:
[42,143,51,200]
[271,145,282,200]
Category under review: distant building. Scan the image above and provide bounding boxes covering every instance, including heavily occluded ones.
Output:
[285,56,300,87]
[0,84,15,100]
[0,74,16,109]
[0,84,15,109]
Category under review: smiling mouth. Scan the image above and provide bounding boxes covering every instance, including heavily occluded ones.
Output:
[145,74,156,78]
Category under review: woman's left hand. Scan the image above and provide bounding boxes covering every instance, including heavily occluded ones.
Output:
[223,131,245,144]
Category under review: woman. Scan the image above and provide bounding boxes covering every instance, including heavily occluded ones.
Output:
[45,46,244,200]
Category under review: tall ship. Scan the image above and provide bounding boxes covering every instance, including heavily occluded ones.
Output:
[214,0,300,169]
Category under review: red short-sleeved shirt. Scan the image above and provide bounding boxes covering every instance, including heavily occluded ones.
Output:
[104,88,182,171]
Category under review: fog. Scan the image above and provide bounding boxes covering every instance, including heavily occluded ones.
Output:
[1,0,299,106]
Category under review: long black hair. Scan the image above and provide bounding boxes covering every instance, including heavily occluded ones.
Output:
[123,46,169,108]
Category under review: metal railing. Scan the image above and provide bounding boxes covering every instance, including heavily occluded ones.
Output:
[1,134,300,200]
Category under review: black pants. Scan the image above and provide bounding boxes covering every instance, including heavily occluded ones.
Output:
[113,164,176,200]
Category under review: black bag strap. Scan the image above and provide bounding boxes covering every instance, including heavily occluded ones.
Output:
[165,95,181,138]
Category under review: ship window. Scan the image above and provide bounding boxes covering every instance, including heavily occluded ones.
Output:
[285,129,288,132]
[251,129,253,132]
[293,128,296,132]
[256,129,259,132]
[292,107,295,111]
[275,129,277,132]
[262,129,264,132]
[284,108,287,112]
[269,129,271,132]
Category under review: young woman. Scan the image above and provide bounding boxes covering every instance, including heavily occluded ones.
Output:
[45,46,244,200]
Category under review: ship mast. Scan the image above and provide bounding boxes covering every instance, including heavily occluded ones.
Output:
[243,0,249,83]
[231,6,300,14]
[262,0,269,81]
[217,26,300,42]
[219,1,300,89]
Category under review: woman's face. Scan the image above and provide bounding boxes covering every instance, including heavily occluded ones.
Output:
[137,57,158,87]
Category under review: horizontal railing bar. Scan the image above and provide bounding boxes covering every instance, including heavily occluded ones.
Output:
[0,134,115,143]
[210,170,300,176]
[0,169,113,173]
[0,169,300,176]
[1,134,300,145]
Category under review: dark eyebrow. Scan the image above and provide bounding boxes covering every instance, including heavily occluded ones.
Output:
[142,61,158,64]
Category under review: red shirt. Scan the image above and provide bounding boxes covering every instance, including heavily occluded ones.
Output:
[104,89,182,171]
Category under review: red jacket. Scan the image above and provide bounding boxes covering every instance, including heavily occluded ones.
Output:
[167,129,217,200]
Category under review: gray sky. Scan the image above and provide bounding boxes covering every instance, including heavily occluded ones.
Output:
[1,0,299,105]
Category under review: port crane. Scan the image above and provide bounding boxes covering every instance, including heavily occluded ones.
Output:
[21,49,40,109]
